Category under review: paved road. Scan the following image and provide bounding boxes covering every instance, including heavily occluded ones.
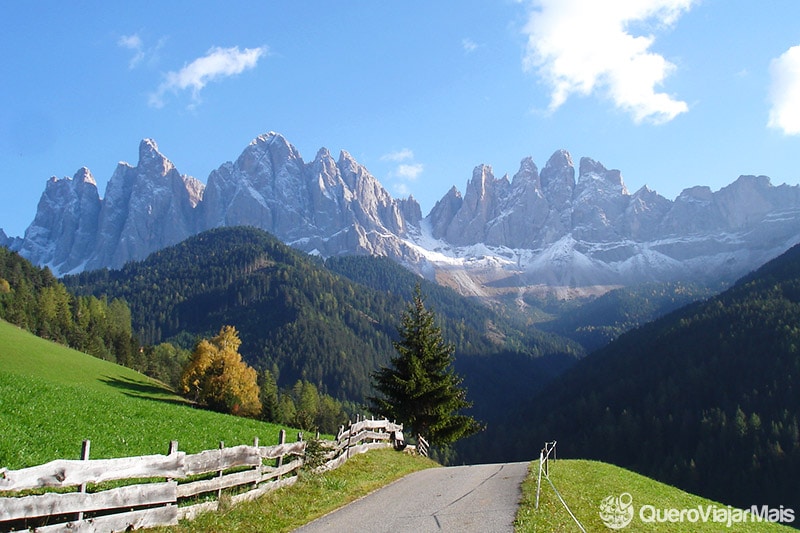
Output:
[294,461,530,533]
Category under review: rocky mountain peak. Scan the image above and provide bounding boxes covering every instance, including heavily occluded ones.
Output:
[540,149,575,208]
[73,167,97,186]
[137,138,174,176]
[512,157,540,188]
[578,157,627,193]
[467,165,496,200]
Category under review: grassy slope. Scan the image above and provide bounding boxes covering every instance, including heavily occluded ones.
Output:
[0,319,287,469]
[516,459,795,532]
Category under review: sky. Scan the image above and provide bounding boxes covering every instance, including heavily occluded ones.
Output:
[2,1,799,238]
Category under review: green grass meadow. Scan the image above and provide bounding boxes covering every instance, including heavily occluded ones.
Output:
[516,459,796,532]
[0,319,287,469]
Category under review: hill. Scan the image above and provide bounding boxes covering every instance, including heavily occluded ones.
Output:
[516,459,795,531]
[0,319,286,469]
[533,280,717,351]
[63,227,583,406]
[518,243,800,512]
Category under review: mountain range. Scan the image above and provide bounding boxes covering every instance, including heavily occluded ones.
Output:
[5,132,800,303]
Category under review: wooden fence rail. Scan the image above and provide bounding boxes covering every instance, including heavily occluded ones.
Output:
[0,418,403,532]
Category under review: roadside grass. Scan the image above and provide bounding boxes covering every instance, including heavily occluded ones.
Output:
[0,320,288,469]
[154,447,439,533]
[515,459,795,532]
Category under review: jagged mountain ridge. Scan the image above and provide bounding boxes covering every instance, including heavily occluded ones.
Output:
[6,132,800,300]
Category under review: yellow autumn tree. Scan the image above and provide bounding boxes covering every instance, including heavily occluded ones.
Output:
[180,325,262,417]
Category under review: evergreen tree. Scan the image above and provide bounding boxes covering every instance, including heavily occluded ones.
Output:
[259,368,280,423]
[370,285,482,447]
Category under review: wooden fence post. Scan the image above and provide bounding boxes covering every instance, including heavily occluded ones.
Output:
[77,439,90,521]
[252,437,260,489]
[535,449,544,510]
[277,429,286,479]
[167,440,179,484]
[217,441,224,501]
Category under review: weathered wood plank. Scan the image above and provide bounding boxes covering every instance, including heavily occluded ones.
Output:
[34,505,178,532]
[176,468,261,499]
[177,500,218,522]
[347,419,401,435]
[0,454,186,492]
[259,458,303,483]
[318,451,351,473]
[258,441,305,460]
[0,481,176,521]
[183,445,261,476]
[230,475,298,505]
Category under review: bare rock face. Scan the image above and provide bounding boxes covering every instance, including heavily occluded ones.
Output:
[420,149,800,292]
[17,167,101,273]
[87,139,202,271]
[12,132,800,300]
[200,132,422,260]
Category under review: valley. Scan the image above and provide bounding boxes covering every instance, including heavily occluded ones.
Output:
[2,132,799,524]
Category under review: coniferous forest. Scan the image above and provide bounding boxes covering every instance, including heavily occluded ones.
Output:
[516,243,800,512]
[62,227,583,439]
[5,226,800,512]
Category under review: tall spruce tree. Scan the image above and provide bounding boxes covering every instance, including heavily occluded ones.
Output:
[370,285,482,447]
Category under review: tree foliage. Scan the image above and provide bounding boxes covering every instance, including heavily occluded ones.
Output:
[181,325,262,417]
[371,286,482,447]
[259,368,350,434]
[0,247,138,367]
[519,243,800,512]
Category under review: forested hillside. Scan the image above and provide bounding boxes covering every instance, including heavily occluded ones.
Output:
[0,247,138,366]
[64,227,584,407]
[534,281,717,351]
[519,243,800,511]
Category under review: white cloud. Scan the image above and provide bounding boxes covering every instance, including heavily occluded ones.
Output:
[393,183,411,196]
[522,0,694,124]
[462,38,479,53]
[381,148,414,162]
[118,33,166,70]
[118,34,145,69]
[382,148,423,195]
[150,45,267,108]
[118,34,142,50]
[396,163,424,181]
[768,45,800,135]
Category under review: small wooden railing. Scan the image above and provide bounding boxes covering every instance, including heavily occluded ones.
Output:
[0,418,403,532]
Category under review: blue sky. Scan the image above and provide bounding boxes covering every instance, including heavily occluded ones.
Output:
[2,1,799,238]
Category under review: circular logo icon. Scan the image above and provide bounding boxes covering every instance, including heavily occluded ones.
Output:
[599,492,634,529]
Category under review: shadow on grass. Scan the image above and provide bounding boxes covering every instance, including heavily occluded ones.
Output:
[99,375,190,406]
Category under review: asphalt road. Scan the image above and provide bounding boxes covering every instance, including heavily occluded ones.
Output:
[293,461,530,533]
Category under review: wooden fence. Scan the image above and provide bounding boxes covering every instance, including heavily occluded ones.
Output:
[0,418,403,532]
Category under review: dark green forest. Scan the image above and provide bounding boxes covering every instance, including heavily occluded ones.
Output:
[534,280,717,351]
[517,243,800,512]
[63,227,584,408]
